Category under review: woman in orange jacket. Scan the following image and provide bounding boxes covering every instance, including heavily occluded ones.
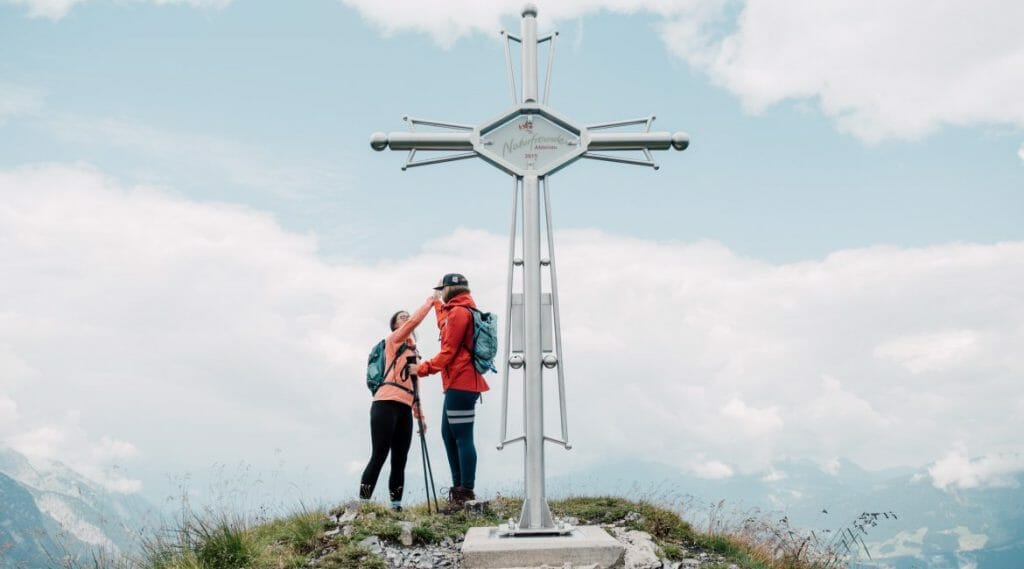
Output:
[359,295,436,511]
[414,273,490,510]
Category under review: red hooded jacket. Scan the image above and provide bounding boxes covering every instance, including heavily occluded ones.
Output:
[416,292,490,393]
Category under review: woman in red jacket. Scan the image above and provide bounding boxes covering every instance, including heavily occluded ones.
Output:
[415,273,490,511]
[359,295,435,511]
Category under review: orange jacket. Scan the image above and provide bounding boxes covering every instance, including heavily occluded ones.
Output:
[374,296,435,416]
[416,292,490,393]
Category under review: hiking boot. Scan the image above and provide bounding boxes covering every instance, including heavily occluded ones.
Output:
[462,487,476,502]
[442,486,468,514]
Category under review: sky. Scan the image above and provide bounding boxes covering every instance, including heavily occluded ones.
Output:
[1,0,1022,511]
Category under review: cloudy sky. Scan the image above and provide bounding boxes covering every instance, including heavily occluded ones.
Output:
[1,0,1022,510]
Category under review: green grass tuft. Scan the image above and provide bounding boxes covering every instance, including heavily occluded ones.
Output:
[411,524,438,545]
[660,542,683,560]
[316,544,387,569]
[549,496,635,524]
[252,508,328,553]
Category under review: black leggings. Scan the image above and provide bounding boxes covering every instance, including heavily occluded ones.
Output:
[359,400,413,502]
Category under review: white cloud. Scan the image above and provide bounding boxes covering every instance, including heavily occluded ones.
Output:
[338,0,1024,142]
[3,0,230,19]
[661,0,1024,141]
[7,426,67,462]
[942,526,988,552]
[5,421,142,494]
[875,330,981,374]
[1018,143,1024,162]
[871,527,928,560]
[692,460,734,480]
[760,468,785,482]
[929,447,1024,490]
[719,397,782,436]
[92,436,139,462]
[2,162,1023,504]
[2,0,84,19]
[806,376,890,434]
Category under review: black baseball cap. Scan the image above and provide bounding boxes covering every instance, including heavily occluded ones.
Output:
[433,273,469,290]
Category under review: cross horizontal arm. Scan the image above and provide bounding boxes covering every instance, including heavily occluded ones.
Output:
[370,132,475,151]
[587,131,689,151]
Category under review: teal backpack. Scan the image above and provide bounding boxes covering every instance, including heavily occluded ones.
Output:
[459,307,498,374]
[366,341,413,395]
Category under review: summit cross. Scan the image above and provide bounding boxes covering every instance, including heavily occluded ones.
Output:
[370,4,689,535]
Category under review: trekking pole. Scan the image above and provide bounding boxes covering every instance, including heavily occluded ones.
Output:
[408,356,440,513]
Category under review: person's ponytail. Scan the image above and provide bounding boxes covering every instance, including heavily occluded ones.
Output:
[443,285,470,303]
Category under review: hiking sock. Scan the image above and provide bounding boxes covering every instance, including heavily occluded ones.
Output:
[390,500,402,511]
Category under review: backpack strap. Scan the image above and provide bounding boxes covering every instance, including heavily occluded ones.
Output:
[381,343,410,385]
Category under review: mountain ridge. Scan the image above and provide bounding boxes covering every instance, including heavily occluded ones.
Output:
[0,446,156,569]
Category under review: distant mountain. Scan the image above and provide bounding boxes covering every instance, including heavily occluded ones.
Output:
[546,458,1024,569]
[0,472,66,568]
[0,447,156,569]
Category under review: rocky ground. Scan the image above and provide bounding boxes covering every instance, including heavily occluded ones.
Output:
[308,501,738,569]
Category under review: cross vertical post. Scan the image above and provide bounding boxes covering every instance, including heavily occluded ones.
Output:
[519,4,554,531]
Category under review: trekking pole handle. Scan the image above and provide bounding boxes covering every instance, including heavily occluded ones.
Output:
[407,355,423,407]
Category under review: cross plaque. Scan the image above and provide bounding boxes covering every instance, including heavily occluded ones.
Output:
[370,4,688,536]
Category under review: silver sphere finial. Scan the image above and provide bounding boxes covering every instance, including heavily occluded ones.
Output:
[671,132,690,151]
[522,3,538,17]
[370,132,388,151]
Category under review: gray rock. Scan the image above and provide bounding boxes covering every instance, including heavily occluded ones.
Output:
[612,528,661,569]
[624,511,643,523]
[324,528,340,537]
[463,499,488,515]
[400,521,415,546]
[337,510,357,524]
[358,535,380,549]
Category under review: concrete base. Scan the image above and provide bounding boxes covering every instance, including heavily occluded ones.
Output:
[461,525,624,569]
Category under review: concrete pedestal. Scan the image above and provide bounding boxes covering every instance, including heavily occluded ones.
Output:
[461,525,624,568]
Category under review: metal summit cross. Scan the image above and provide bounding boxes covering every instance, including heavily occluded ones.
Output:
[370,4,688,536]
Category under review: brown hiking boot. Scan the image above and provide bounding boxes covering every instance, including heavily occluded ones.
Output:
[442,486,468,514]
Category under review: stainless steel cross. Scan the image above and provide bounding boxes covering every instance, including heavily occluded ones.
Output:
[370,4,688,536]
